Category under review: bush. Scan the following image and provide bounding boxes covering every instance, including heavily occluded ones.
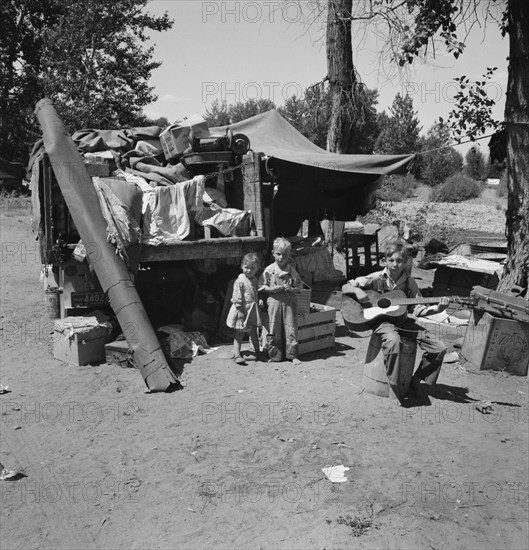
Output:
[377,174,418,202]
[430,173,482,203]
[496,170,508,198]
[0,189,31,209]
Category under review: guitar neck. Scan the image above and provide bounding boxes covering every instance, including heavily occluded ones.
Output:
[389,296,458,306]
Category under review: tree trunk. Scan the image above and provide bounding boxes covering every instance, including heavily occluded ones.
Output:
[499,0,529,293]
[326,0,355,154]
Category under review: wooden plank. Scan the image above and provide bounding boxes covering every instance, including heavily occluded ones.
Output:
[242,152,264,236]
[138,236,266,262]
[298,303,337,327]
[298,321,335,341]
[298,335,335,355]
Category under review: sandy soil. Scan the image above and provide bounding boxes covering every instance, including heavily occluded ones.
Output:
[1,203,528,550]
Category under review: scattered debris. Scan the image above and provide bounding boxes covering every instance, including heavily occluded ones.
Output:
[331,441,354,449]
[0,467,20,481]
[333,514,373,537]
[444,351,460,363]
[475,401,494,414]
[322,465,350,483]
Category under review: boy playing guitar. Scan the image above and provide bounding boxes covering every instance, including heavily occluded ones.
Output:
[343,239,449,404]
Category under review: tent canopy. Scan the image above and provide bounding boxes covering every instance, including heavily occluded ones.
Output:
[211,109,415,176]
[212,110,415,222]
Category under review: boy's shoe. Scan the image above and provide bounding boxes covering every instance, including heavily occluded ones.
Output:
[233,356,246,365]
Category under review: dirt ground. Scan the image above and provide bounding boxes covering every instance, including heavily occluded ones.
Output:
[1,203,528,550]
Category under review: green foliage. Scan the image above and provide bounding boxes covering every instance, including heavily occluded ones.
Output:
[283,86,331,149]
[395,0,465,65]
[487,158,506,179]
[203,100,231,127]
[374,93,421,155]
[431,173,482,203]
[418,120,463,186]
[139,115,170,128]
[0,0,173,164]
[204,98,277,127]
[443,68,502,142]
[377,174,418,202]
[230,98,277,123]
[463,146,487,181]
[0,189,32,210]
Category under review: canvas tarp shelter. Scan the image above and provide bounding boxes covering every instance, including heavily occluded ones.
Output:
[29,109,415,227]
[210,110,415,223]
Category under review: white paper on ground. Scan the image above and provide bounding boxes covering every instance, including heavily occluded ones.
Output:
[322,465,350,483]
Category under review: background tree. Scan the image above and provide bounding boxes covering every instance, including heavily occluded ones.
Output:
[325,0,367,154]
[139,115,170,128]
[280,86,380,152]
[280,88,329,148]
[463,146,487,181]
[228,98,277,124]
[310,0,528,290]
[418,120,463,186]
[204,98,277,127]
[203,100,231,127]
[392,0,528,291]
[375,93,421,155]
[0,0,173,164]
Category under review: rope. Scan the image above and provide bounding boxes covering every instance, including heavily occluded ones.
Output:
[416,131,498,156]
[200,162,244,182]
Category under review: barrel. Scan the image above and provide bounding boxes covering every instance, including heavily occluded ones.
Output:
[45,287,60,319]
[362,333,418,398]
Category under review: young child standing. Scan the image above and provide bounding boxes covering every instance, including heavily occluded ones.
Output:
[259,237,303,364]
[345,240,449,403]
[226,253,262,365]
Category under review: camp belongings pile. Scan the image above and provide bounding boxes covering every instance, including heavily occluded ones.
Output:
[73,115,253,251]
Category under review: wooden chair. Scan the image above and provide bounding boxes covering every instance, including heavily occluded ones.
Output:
[344,224,382,280]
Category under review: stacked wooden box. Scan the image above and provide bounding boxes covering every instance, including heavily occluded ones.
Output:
[297,303,337,356]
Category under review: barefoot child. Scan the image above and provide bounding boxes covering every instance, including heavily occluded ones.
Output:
[226,253,262,364]
[345,240,449,403]
[259,237,303,364]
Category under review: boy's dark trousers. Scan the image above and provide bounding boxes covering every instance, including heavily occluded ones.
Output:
[374,318,447,386]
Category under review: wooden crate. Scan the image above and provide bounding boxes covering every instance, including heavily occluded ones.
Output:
[297,303,336,356]
[461,311,529,376]
[295,283,312,316]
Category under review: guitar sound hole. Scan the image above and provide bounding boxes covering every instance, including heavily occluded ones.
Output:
[377,297,391,309]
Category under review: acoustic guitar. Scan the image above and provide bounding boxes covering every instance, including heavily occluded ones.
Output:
[341,289,474,331]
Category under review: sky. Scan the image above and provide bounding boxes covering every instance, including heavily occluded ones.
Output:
[143,0,509,157]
